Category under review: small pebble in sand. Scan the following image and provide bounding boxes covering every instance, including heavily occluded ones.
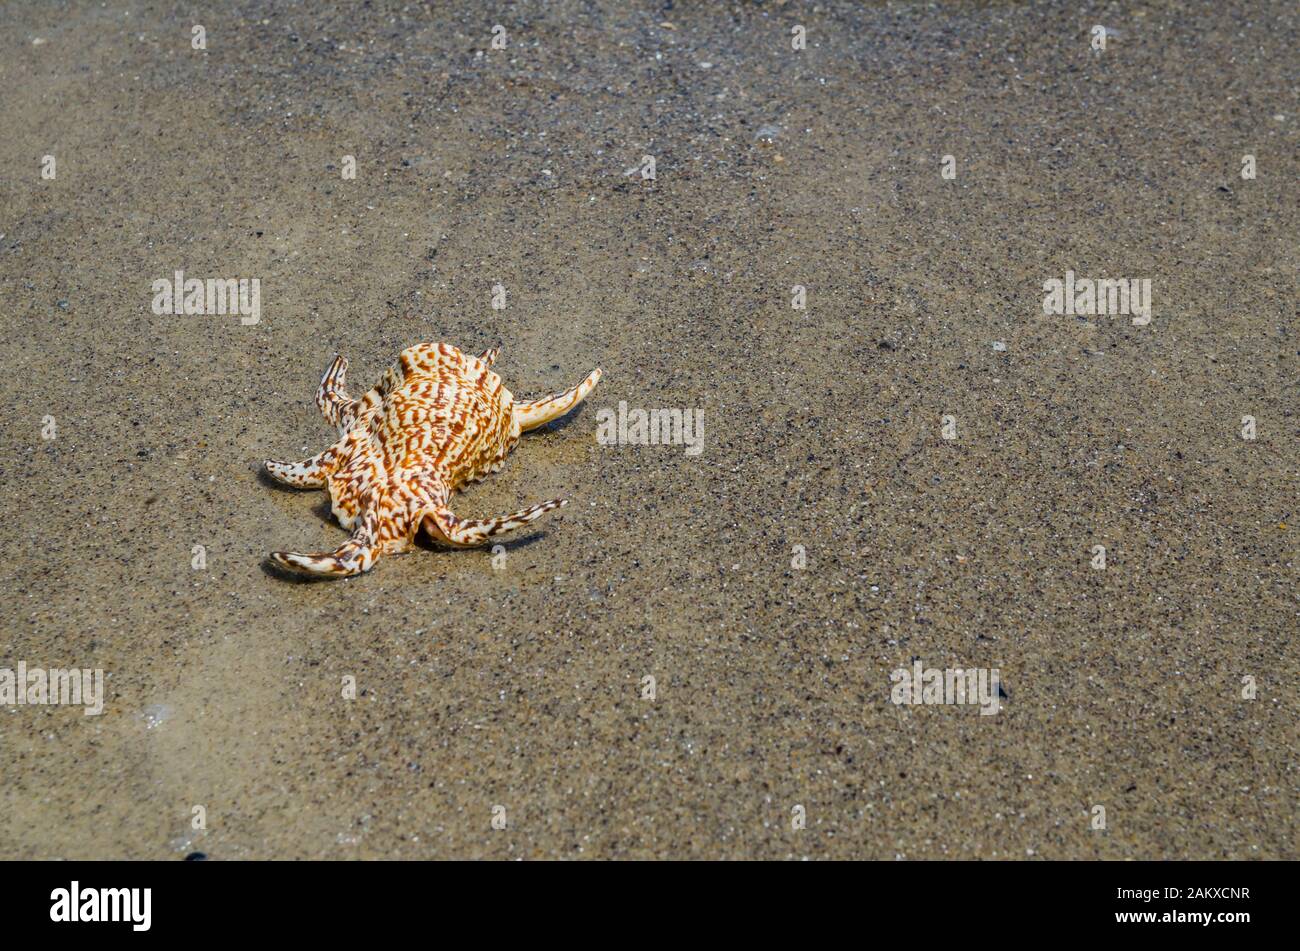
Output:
[992,341,1006,351]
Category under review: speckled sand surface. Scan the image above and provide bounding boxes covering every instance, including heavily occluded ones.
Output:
[0,1,1295,859]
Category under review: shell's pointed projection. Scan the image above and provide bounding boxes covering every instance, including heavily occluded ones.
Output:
[264,342,601,577]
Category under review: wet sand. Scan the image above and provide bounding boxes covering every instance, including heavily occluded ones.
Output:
[0,1,1295,859]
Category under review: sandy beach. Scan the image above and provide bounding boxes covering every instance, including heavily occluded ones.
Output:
[0,1,1295,859]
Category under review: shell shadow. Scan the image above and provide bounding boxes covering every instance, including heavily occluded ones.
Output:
[524,399,590,434]
[260,557,345,583]
[412,529,549,554]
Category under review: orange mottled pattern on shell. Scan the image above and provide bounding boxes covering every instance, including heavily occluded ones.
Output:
[380,343,520,489]
[264,341,601,577]
[326,344,518,537]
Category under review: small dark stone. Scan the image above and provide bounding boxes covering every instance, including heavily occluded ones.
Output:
[184,851,207,861]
